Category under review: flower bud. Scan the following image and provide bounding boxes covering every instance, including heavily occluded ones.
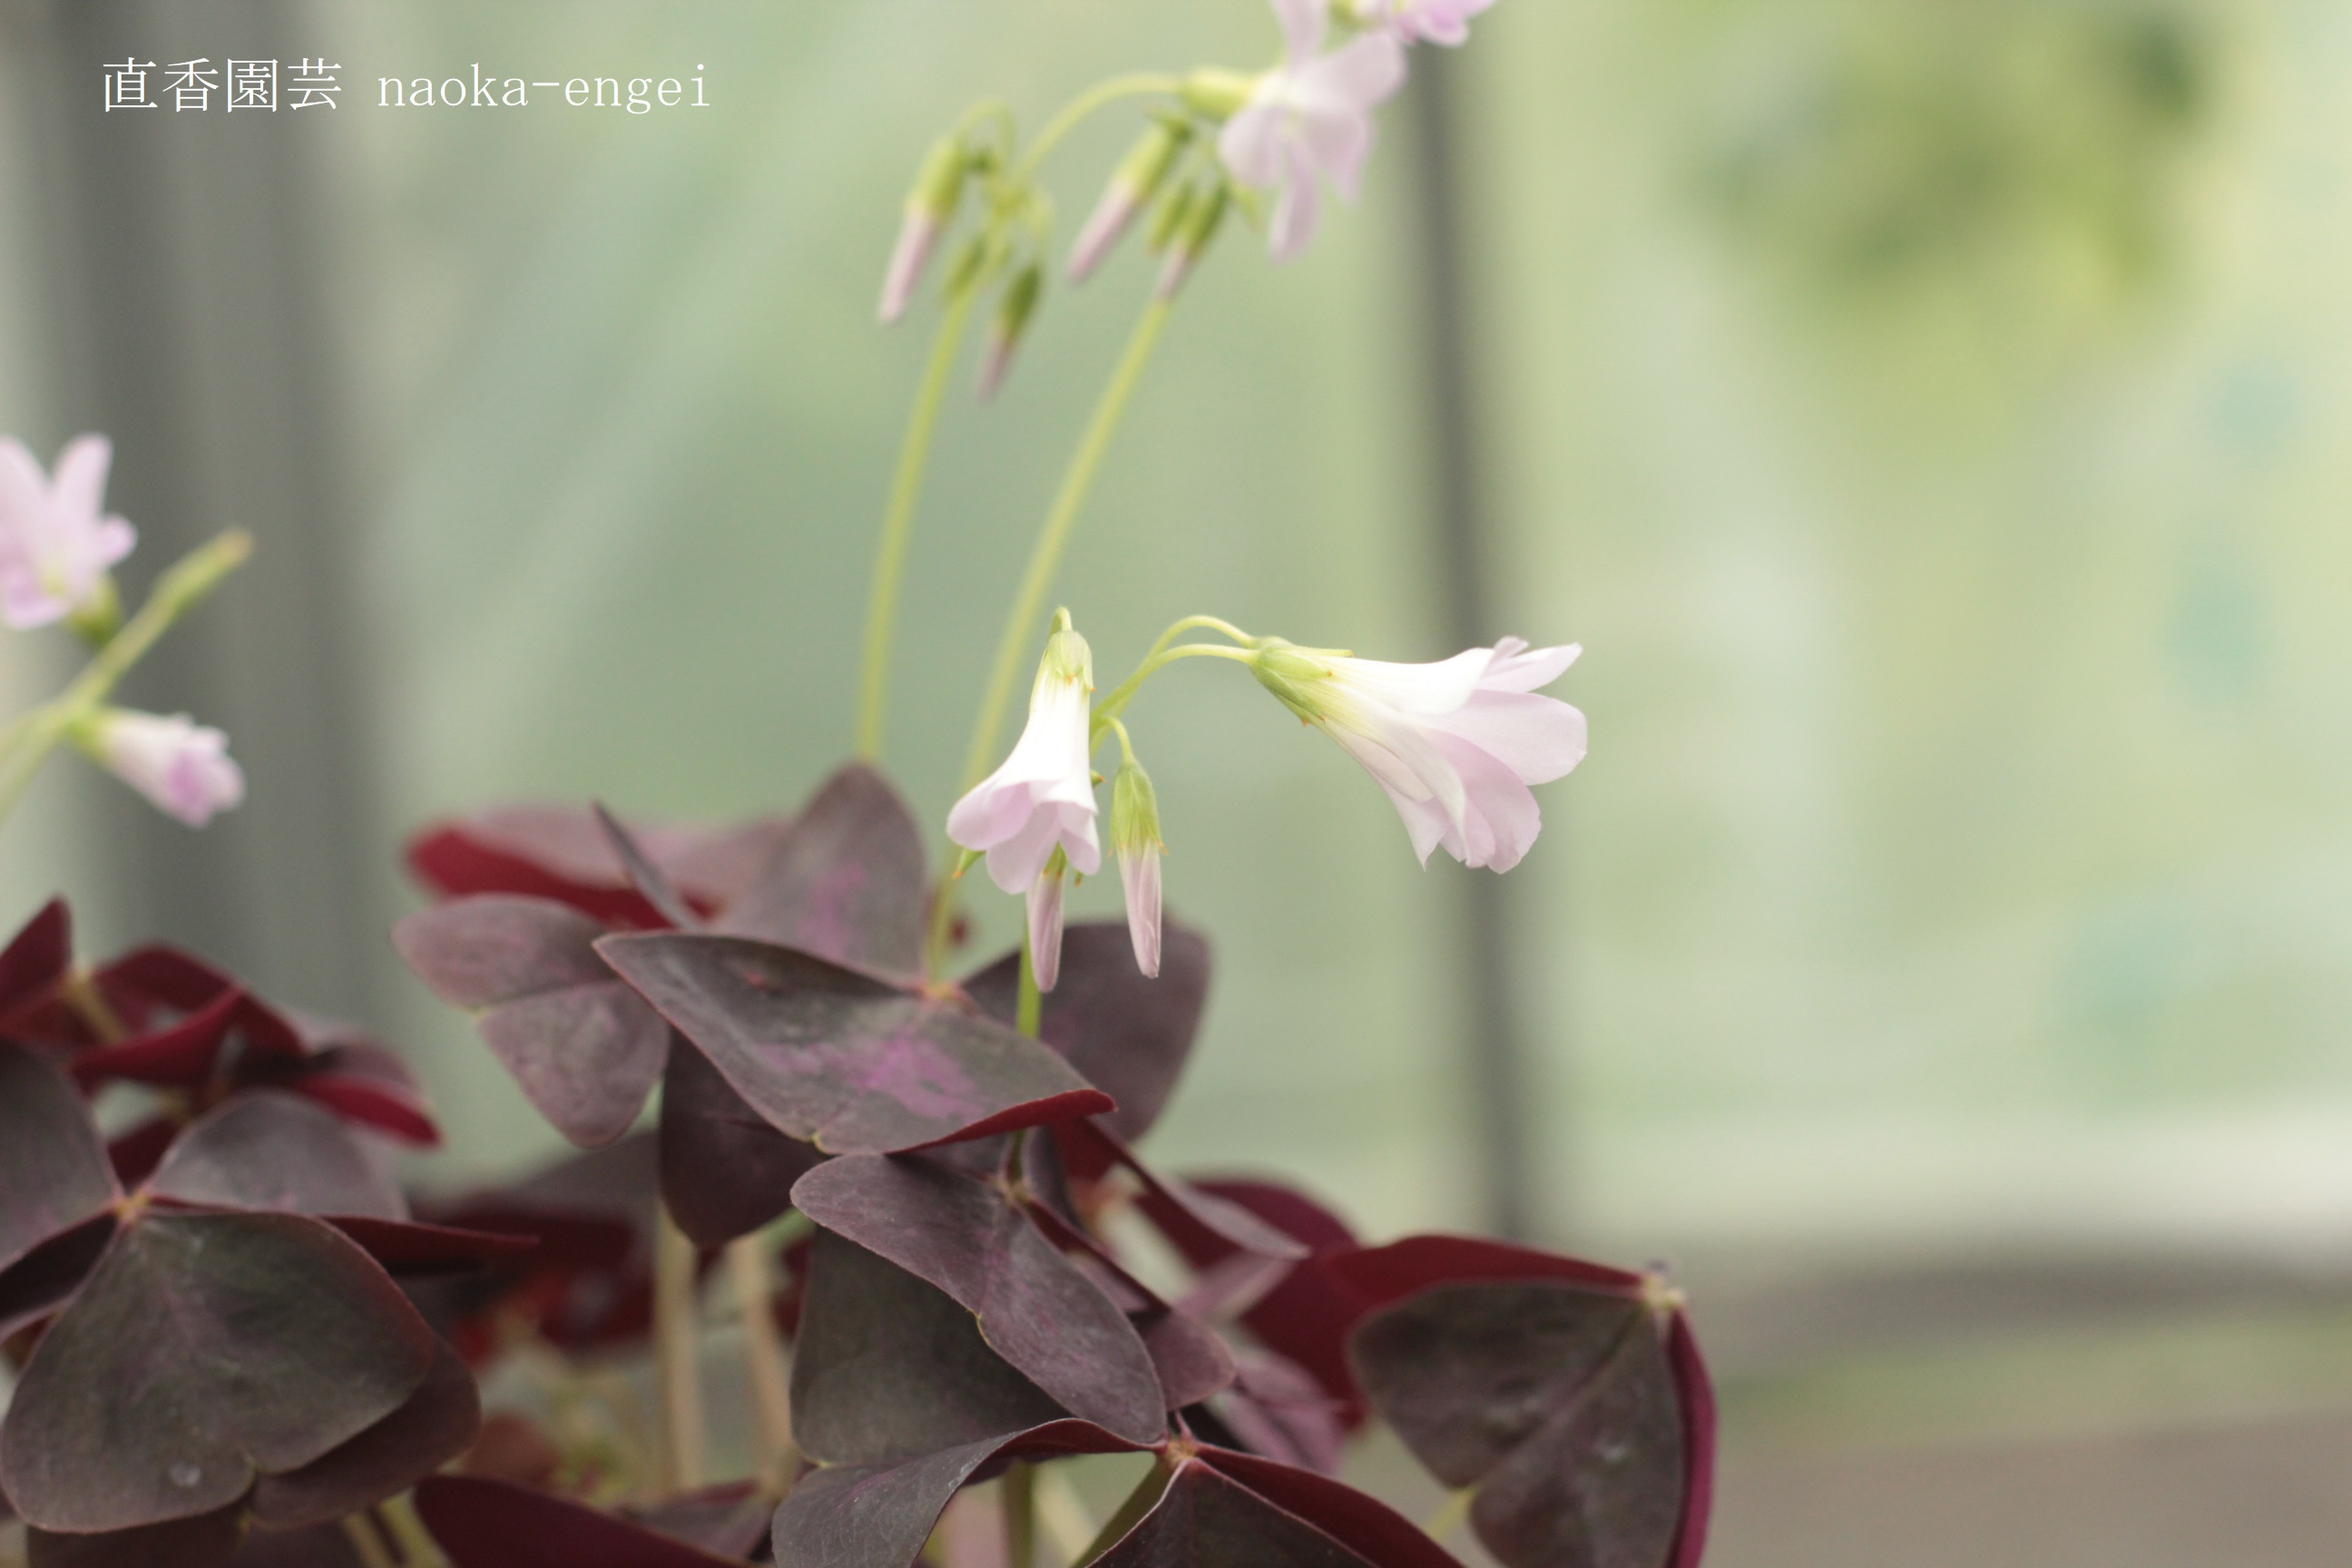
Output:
[1037,612,1094,693]
[1179,68,1256,120]
[79,708,244,828]
[1155,180,1230,299]
[878,134,970,323]
[1109,756,1165,978]
[976,262,1043,402]
[1067,120,1193,283]
[1027,850,1069,994]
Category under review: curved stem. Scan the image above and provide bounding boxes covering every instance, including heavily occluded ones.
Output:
[1014,74,1183,184]
[1090,642,1255,737]
[856,286,981,760]
[959,295,1174,791]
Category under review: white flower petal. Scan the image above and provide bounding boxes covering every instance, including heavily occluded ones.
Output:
[1421,690,1588,784]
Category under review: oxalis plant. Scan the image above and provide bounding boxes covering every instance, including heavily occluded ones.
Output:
[0,4,1715,1567]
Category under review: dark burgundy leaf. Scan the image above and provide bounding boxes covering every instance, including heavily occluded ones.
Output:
[325,1217,539,1277]
[0,1215,116,1340]
[1325,1238,1644,1305]
[146,1093,405,1220]
[226,1524,366,1567]
[791,1229,1067,1465]
[1662,1315,1715,1568]
[248,1336,480,1529]
[598,933,1111,1155]
[0,1211,436,1533]
[1062,1121,1305,1262]
[265,1030,440,1147]
[1091,1458,1375,1568]
[715,763,927,982]
[593,803,700,930]
[1348,1282,1686,1568]
[965,920,1210,1142]
[0,897,69,1021]
[790,1153,1165,1444]
[623,1482,773,1560]
[770,1420,1146,1568]
[415,1475,748,1567]
[393,896,668,1147]
[0,1044,117,1272]
[1204,1354,1346,1475]
[25,1503,244,1568]
[659,1035,825,1248]
[103,1117,181,1187]
[1191,1448,1465,1568]
[407,806,793,926]
[1135,1303,1238,1408]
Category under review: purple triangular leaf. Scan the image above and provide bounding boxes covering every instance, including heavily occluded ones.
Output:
[593,803,700,930]
[770,1420,1147,1568]
[1092,1458,1377,1568]
[394,896,668,1146]
[1062,1120,1306,1261]
[415,1475,750,1567]
[247,1336,480,1530]
[791,1229,1068,1465]
[658,1035,825,1248]
[1135,1303,1238,1408]
[1203,1354,1347,1476]
[965,920,1210,1142]
[1192,1448,1466,1568]
[597,933,1112,1155]
[0,897,70,1020]
[146,1093,405,1220]
[716,763,927,983]
[0,1212,436,1533]
[0,1215,116,1340]
[0,1044,117,1273]
[1348,1281,1688,1568]
[790,1153,1167,1444]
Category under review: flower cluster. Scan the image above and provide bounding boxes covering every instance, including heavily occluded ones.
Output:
[0,434,246,828]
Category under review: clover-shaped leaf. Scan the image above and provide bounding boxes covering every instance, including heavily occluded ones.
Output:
[790,1152,1165,1444]
[658,1035,825,1248]
[601,934,1112,1155]
[246,1335,480,1530]
[0,897,70,1024]
[715,762,928,981]
[0,1044,116,1274]
[1336,1240,1715,1568]
[395,895,671,1147]
[965,919,1210,1143]
[407,804,791,930]
[0,1211,436,1533]
[416,1475,750,1568]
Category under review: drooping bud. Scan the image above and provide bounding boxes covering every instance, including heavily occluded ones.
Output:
[1109,755,1165,978]
[878,134,969,324]
[976,263,1043,402]
[78,708,245,828]
[1067,119,1193,283]
[1027,848,1070,993]
[1155,180,1230,300]
[1145,181,1196,256]
[1179,68,1256,121]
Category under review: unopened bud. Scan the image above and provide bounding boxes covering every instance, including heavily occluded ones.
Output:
[1068,120,1193,283]
[1037,612,1094,694]
[1155,181,1230,299]
[1110,757,1166,977]
[1179,68,1256,120]
[878,135,970,323]
[977,263,1043,401]
[1028,848,1070,994]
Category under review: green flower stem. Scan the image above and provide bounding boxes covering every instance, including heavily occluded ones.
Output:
[1013,73,1184,185]
[960,294,1175,792]
[1105,715,1138,768]
[1003,1458,1039,1568]
[0,528,252,826]
[1090,641,1255,739]
[652,1209,707,1493]
[856,285,982,761]
[1016,936,1043,1038]
[725,1232,799,1496]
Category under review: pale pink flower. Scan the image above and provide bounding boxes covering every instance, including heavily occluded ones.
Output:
[1217,0,1407,261]
[1253,637,1585,872]
[1350,0,1497,47]
[0,435,136,629]
[947,626,1102,898]
[1110,757,1164,977]
[89,710,245,827]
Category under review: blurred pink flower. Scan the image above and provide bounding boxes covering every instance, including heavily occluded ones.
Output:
[91,710,245,827]
[1217,0,1406,261]
[947,627,1102,898]
[1255,637,1585,872]
[1350,0,1497,47]
[0,435,136,630]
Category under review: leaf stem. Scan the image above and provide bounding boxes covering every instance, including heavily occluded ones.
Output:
[959,293,1174,793]
[652,1210,706,1494]
[856,286,981,761]
[338,1514,400,1568]
[1003,1459,1039,1568]
[726,1232,800,1494]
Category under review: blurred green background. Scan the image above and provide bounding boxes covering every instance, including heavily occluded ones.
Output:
[5,1,2352,1562]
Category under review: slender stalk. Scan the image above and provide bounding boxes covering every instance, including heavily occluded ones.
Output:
[0,529,251,825]
[652,1211,706,1493]
[856,287,981,760]
[1420,1486,1474,1544]
[1013,74,1183,184]
[338,1514,400,1568]
[377,1498,447,1567]
[726,1233,799,1493]
[1034,1467,1101,1563]
[1002,1460,1038,1568]
[960,295,1174,791]
[1090,642,1256,735]
[1015,938,1043,1037]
